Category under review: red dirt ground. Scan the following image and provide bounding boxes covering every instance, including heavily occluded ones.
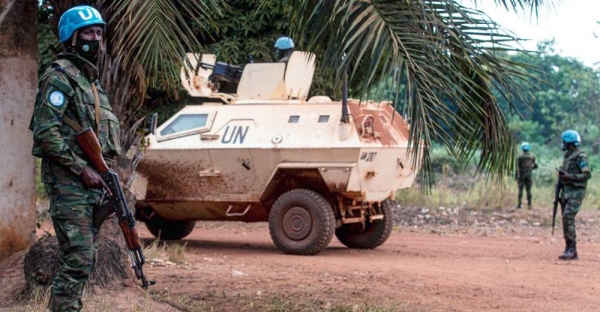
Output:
[140,219,600,312]
[3,208,600,311]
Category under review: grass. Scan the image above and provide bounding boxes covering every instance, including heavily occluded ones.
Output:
[398,175,600,212]
[6,285,158,312]
[142,239,187,264]
[151,290,426,312]
[398,146,600,212]
[4,288,422,312]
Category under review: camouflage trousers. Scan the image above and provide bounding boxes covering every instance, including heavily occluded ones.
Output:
[45,182,103,312]
[517,176,532,205]
[562,187,586,243]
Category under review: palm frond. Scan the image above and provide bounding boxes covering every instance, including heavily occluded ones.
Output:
[488,0,555,15]
[289,0,548,187]
[106,0,222,90]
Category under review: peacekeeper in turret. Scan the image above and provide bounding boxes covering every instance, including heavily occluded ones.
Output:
[274,36,295,63]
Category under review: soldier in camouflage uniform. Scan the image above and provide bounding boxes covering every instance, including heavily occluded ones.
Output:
[557,130,591,260]
[515,142,538,209]
[28,6,121,311]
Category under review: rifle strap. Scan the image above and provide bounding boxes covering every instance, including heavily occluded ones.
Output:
[62,84,101,135]
[92,83,101,137]
[566,149,583,161]
[62,115,84,133]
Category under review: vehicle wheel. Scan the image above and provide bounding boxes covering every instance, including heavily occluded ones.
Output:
[269,189,336,255]
[145,214,196,240]
[335,199,394,249]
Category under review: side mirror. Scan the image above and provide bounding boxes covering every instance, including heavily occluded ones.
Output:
[148,113,158,135]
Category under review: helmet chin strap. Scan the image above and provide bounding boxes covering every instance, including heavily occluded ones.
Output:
[71,30,78,46]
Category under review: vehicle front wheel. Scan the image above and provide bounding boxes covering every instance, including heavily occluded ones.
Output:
[145,214,196,240]
[269,189,336,255]
[335,199,394,249]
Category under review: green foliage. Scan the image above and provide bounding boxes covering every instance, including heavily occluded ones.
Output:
[529,146,563,185]
[288,0,551,186]
[197,0,291,64]
[141,0,297,124]
[429,144,464,175]
[36,1,574,190]
[500,40,600,148]
[508,115,544,144]
[37,4,60,78]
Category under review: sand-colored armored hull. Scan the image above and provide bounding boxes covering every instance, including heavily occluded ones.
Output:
[132,52,422,254]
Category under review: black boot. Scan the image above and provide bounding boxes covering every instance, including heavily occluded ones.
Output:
[559,240,578,260]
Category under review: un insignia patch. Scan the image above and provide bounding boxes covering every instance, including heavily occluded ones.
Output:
[48,91,65,107]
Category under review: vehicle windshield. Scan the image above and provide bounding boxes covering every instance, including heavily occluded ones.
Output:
[160,114,208,136]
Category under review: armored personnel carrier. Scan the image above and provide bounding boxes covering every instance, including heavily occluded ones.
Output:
[132,52,421,255]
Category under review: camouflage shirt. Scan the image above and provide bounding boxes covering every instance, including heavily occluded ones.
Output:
[560,148,591,189]
[29,53,122,184]
[517,151,538,180]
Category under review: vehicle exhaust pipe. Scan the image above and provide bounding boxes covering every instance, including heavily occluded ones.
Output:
[340,77,349,123]
[338,75,352,141]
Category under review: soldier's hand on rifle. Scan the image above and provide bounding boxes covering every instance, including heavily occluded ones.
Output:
[81,166,105,189]
[558,169,570,181]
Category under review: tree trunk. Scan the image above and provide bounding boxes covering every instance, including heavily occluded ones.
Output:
[0,0,38,261]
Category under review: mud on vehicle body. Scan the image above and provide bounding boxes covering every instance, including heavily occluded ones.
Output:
[132,52,421,255]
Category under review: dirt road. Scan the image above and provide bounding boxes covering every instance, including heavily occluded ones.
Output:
[4,207,600,311]
[142,215,600,312]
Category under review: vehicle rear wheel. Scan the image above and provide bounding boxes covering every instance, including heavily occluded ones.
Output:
[335,199,394,249]
[145,214,196,240]
[269,189,335,255]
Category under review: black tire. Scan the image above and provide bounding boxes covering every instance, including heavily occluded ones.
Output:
[335,199,394,249]
[145,214,196,240]
[269,189,336,255]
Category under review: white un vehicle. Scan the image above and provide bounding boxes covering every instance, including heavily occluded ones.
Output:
[132,52,421,255]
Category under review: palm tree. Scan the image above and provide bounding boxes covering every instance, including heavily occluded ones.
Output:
[288,0,550,184]
[44,0,550,185]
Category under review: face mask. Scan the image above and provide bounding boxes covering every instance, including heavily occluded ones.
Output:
[74,38,101,63]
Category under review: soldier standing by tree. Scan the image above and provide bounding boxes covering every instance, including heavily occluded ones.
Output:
[557,130,591,260]
[28,5,121,311]
[516,142,538,209]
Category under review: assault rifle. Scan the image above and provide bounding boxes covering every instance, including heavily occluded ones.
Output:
[75,128,154,289]
[552,177,565,235]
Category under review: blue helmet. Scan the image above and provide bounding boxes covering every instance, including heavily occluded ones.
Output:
[274,36,294,50]
[58,6,105,43]
[520,142,531,151]
[561,129,581,149]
